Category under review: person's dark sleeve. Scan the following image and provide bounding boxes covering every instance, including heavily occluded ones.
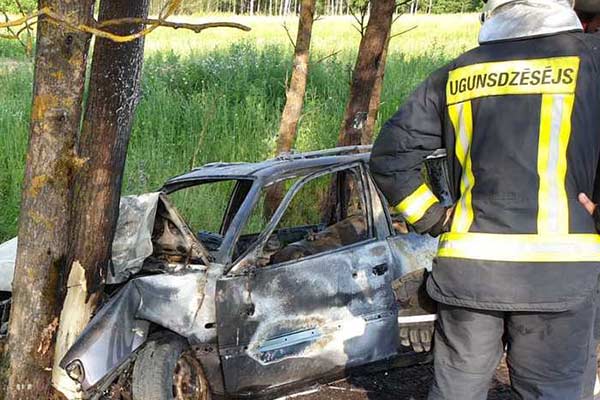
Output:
[369,65,449,234]
[585,35,600,229]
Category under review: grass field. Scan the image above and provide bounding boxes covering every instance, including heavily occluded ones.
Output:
[0,14,479,241]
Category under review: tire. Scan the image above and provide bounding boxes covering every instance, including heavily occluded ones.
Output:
[132,331,211,400]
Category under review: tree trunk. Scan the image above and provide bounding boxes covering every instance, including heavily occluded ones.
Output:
[6,0,95,398]
[337,0,395,147]
[264,0,316,217]
[323,0,395,224]
[363,32,391,144]
[51,0,149,397]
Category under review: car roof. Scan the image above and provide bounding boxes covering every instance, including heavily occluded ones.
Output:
[163,145,372,188]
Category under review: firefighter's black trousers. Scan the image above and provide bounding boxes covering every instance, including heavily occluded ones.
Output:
[427,297,598,400]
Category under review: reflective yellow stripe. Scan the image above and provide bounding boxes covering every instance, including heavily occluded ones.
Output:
[394,183,439,224]
[537,94,575,234]
[438,232,600,262]
[448,101,475,233]
[557,94,575,231]
[447,57,580,104]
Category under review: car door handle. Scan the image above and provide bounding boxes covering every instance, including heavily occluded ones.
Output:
[372,263,388,276]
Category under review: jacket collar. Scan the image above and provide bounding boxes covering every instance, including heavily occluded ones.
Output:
[479,1,583,44]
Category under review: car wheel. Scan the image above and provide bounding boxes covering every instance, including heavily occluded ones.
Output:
[132,332,211,400]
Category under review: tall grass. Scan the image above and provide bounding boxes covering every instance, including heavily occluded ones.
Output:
[0,15,479,241]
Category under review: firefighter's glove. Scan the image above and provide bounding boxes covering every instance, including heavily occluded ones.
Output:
[399,323,433,353]
[392,268,436,353]
[428,207,453,238]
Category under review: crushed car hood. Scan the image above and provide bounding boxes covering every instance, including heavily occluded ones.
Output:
[0,192,210,290]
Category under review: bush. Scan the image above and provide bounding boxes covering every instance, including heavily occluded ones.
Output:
[0,0,36,14]
[431,0,483,13]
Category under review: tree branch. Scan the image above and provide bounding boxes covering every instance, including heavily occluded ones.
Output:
[97,18,251,34]
[390,24,417,39]
[0,2,251,45]
[313,50,340,64]
[282,22,296,49]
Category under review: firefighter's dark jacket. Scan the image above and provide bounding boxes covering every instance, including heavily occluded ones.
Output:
[370,32,600,311]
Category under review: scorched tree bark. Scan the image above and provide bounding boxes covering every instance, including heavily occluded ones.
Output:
[6,0,95,398]
[51,0,149,396]
[338,0,395,147]
[363,32,391,143]
[323,0,395,223]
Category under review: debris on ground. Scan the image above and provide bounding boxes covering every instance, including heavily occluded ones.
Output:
[296,357,513,400]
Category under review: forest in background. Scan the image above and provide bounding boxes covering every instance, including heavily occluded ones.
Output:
[0,0,482,395]
[0,14,479,242]
[0,0,483,15]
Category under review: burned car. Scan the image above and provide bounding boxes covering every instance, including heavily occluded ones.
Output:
[0,146,448,399]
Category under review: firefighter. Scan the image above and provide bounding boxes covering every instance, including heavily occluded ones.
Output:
[369,0,600,398]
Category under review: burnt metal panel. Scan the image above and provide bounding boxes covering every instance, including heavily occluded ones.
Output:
[215,239,398,396]
[0,297,10,337]
[387,233,439,280]
[60,265,223,392]
[163,151,370,188]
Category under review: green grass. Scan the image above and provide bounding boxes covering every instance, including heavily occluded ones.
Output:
[0,14,479,242]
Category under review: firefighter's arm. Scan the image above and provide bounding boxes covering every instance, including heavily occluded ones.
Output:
[369,66,449,235]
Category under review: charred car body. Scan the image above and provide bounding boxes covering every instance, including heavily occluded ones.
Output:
[0,146,449,399]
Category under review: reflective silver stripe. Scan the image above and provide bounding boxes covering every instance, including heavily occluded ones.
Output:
[537,93,574,234]
[546,94,565,233]
[449,101,475,232]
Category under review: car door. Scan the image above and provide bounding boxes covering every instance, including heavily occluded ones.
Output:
[215,163,398,396]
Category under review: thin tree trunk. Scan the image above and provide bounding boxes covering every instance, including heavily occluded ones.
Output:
[264,0,316,217]
[363,32,390,144]
[337,0,395,147]
[6,0,95,398]
[51,0,149,397]
[284,0,291,15]
[323,0,395,224]
[250,0,255,15]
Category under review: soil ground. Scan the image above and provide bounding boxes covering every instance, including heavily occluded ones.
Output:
[291,357,513,400]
